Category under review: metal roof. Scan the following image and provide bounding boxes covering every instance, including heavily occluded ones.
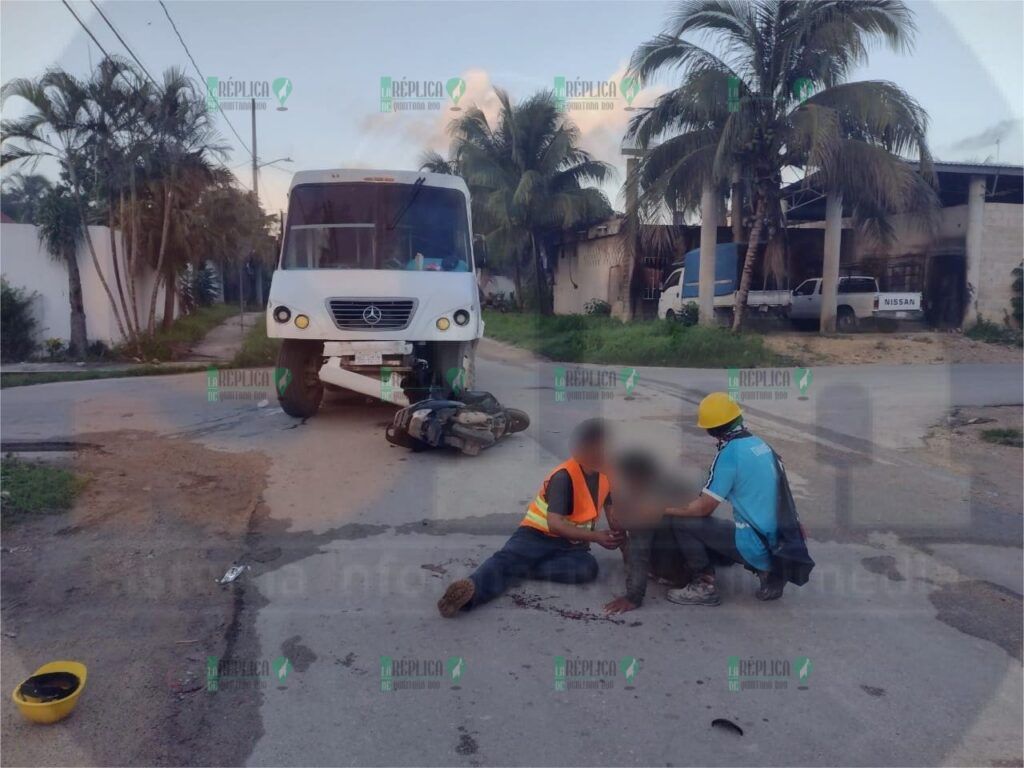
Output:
[930,161,1023,176]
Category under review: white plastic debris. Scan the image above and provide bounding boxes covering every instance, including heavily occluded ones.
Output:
[218,564,249,584]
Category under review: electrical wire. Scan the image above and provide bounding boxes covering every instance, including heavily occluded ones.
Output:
[61,0,113,60]
[156,0,253,160]
[88,0,158,86]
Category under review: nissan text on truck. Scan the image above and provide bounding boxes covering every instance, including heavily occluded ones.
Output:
[267,169,484,418]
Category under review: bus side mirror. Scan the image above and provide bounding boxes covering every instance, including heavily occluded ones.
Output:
[473,234,489,270]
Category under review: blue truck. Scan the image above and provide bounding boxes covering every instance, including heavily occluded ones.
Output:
[657,243,791,320]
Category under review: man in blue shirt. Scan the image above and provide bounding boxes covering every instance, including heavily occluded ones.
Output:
[662,392,784,606]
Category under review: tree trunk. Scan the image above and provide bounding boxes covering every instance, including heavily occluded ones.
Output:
[512,250,525,311]
[108,197,134,336]
[67,161,129,342]
[819,192,843,334]
[531,231,551,315]
[147,178,175,334]
[730,167,746,245]
[161,263,176,332]
[65,242,89,358]
[128,175,142,333]
[731,195,768,331]
[698,182,718,327]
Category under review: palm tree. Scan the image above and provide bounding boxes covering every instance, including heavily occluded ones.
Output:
[141,67,226,333]
[627,0,937,330]
[2,68,131,341]
[36,184,88,357]
[0,171,53,222]
[444,90,613,314]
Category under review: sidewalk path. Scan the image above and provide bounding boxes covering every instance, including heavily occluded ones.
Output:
[182,311,263,363]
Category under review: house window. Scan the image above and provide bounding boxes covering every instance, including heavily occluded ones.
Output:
[887,262,922,292]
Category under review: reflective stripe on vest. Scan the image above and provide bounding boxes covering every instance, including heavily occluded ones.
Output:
[519,458,610,537]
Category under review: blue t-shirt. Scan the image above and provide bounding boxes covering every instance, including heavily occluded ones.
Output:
[703,435,779,571]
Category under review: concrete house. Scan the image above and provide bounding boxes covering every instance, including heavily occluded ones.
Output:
[551,161,1023,328]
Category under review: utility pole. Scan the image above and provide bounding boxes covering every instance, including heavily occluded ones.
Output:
[251,97,259,203]
[243,96,258,326]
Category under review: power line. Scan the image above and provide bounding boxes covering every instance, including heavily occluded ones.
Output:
[61,0,114,60]
[156,0,253,160]
[88,0,158,86]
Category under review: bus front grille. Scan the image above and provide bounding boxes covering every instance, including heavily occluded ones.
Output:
[327,298,417,330]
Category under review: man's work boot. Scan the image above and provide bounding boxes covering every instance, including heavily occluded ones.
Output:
[437,579,475,618]
[756,571,785,601]
[666,578,721,606]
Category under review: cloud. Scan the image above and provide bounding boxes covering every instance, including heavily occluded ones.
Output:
[353,69,501,166]
[349,67,667,210]
[950,118,1022,151]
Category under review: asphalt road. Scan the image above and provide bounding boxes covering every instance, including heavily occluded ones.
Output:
[1,351,1021,767]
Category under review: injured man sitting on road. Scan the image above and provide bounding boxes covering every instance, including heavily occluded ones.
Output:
[437,418,624,617]
[602,450,699,615]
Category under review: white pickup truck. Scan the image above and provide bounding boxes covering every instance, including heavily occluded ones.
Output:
[788,276,922,330]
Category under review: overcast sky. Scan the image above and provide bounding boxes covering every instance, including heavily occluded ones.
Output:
[2,0,1022,214]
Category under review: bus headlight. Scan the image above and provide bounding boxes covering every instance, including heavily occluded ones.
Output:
[273,305,291,323]
[453,309,470,326]
[294,314,310,329]
[436,317,451,331]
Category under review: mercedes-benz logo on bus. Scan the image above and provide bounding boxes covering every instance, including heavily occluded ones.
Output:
[362,305,383,325]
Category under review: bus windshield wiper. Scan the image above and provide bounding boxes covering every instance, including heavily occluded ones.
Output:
[387,176,426,230]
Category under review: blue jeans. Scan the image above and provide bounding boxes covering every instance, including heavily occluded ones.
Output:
[467,527,599,609]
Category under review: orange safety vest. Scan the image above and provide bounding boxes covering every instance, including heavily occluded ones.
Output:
[520,459,610,537]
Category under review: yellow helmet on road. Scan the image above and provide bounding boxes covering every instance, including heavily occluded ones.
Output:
[12,660,87,724]
[696,392,742,429]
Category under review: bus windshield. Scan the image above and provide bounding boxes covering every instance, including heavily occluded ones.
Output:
[281,182,471,271]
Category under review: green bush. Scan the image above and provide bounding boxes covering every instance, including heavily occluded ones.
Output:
[966,317,1023,347]
[1011,264,1022,326]
[483,311,787,368]
[679,301,700,326]
[584,298,611,317]
[980,428,1023,448]
[44,337,66,360]
[0,279,38,362]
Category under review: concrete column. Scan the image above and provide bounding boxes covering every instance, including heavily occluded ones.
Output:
[698,182,718,326]
[964,175,986,326]
[819,192,843,333]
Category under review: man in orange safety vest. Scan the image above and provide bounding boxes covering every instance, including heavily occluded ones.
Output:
[438,418,623,617]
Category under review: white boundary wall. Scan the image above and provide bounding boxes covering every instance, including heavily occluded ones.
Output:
[1,222,176,347]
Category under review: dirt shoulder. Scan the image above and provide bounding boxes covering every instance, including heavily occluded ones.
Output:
[916,405,1023,524]
[764,331,1021,366]
[1,432,269,767]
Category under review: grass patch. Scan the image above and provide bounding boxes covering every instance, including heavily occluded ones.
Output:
[231,320,281,368]
[483,311,788,367]
[1,364,210,389]
[1,457,84,525]
[114,304,239,362]
[965,319,1023,347]
[980,428,1023,447]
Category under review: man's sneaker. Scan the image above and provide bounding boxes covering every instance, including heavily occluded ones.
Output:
[437,579,475,618]
[666,579,721,606]
[756,571,785,601]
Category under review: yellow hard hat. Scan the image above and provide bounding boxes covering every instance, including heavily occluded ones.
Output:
[696,392,742,429]
[12,661,87,725]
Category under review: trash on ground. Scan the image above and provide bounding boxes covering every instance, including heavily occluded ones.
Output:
[217,564,249,584]
[711,718,744,736]
[385,390,529,456]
